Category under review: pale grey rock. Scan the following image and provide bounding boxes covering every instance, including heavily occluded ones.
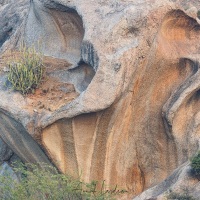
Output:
[0,162,17,179]
[0,161,20,194]
[0,111,52,167]
[0,0,28,52]
[25,0,84,67]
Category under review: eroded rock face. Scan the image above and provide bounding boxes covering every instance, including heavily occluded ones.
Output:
[25,0,85,67]
[134,162,200,200]
[0,0,200,199]
[0,0,29,50]
[0,112,52,166]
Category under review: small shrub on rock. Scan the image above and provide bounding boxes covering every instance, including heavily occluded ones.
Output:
[191,151,200,178]
[167,190,196,200]
[6,45,44,95]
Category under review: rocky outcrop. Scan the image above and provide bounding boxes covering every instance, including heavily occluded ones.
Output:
[0,0,200,199]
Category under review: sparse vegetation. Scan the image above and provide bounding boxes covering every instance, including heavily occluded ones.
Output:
[167,190,196,200]
[0,162,126,200]
[197,10,200,20]
[6,45,44,95]
[191,151,200,178]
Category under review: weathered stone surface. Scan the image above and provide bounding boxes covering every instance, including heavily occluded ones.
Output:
[0,111,52,166]
[0,0,200,199]
[0,162,18,180]
[134,162,200,200]
[0,0,29,50]
[25,0,84,67]
[0,154,22,182]
[0,138,13,163]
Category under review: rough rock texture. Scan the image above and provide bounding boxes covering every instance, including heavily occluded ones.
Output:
[134,162,200,200]
[0,153,22,181]
[0,138,13,163]
[25,0,84,67]
[0,111,53,165]
[0,0,200,199]
[0,0,29,50]
[0,162,18,180]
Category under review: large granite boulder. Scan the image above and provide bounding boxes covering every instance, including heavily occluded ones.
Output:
[0,0,200,199]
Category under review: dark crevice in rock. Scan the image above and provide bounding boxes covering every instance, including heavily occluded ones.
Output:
[165,9,200,32]
[192,89,200,100]
[49,62,95,93]
[0,0,29,50]
[39,0,76,13]
[166,59,199,111]
[186,88,200,106]
[162,58,197,127]
[179,58,199,75]
[0,111,52,166]
[0,10,19,47]
[81,41,99,72]
[0,137,13,163]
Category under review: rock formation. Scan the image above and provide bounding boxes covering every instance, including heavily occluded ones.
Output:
[0,138,13,164]
[0,0,200,199]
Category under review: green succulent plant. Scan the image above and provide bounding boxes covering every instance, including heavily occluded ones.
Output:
[6,45,44,95]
